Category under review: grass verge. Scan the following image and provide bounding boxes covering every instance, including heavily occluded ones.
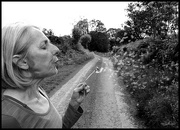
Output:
[111,39,179,128]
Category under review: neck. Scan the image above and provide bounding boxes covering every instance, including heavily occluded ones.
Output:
[22,79,43,101]
[4,79,44,102]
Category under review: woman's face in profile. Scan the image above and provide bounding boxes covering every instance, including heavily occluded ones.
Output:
[26,27,60,79]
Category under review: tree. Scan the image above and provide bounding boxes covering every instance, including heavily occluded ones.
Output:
[42,28,62,45]
[125,1,179,39]
[42,28,54,36]
[72,26,82,45]
[89,31,110,52]
[89,19,107,32]
[106,28,120,50]
[73,18,107,34]
[75,18,89,35]
[79,34,91,49]
[106,28,119,39]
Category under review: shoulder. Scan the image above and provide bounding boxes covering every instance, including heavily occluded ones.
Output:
[2,114,21,128]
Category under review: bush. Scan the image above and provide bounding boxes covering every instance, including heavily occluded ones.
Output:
[72,27,82,45]
[79,34,91,49]
[89,31,110,52]
[111,37,179,128]
[145,94,176,128]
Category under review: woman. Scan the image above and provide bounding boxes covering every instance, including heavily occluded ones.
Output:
[1,22,90,128]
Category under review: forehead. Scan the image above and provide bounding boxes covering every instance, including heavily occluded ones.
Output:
[29,27,48,43]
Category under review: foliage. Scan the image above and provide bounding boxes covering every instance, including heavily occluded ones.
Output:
[47,35,64,45]
[72,26,82,45]
[106,28,119,39]
[59,38,73,54]
[72,18,109,52]
[109,38,117,50]
[89,31,110,52]
[42,28,54,36]
[125,1,179,39]
[89,19,107,32]
[111,37,179,128]
[75,18,89,35]
[74,18,107,35]
[115,27,137,45]
[79,34,92,49]
[58,49,94,66]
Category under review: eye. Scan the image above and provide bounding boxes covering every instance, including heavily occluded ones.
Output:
[41,40,48,50]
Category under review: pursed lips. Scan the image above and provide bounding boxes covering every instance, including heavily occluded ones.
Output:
[52,56,60,68]
[54,58,59,63]
[51,56,59,63]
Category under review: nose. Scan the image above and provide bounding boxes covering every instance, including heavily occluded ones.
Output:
[51,44,60,56]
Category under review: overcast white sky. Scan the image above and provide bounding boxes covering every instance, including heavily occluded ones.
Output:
[2,2,131,36]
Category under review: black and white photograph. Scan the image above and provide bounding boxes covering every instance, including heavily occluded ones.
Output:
[2,1,179,129]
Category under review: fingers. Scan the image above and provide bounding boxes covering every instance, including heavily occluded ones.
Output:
[84,85,90,95]
[74,83,85,92]
[75,83,90,95]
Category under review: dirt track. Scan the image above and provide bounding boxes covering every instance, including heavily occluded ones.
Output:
[50,55,139,128]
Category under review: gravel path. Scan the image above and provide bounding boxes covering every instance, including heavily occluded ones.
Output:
[73,57,138,128]
[50,55,139,128]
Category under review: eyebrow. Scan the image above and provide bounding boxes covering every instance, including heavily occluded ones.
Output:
[40,39,49,45]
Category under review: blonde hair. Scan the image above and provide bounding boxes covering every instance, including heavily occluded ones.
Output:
[2,22,39,89]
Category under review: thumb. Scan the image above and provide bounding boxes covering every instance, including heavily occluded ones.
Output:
[74,83,84,92]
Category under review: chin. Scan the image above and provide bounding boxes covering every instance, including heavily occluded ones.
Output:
[42,71,58,78]
[50,68,58,76]
[54,67,58,75]
[49,70,58,77]
[40,67,58,78]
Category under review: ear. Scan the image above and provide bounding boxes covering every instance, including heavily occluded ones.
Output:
[12,55,29,70]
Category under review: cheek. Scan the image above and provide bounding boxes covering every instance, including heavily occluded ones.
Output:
[27,57,35,69]
[27,53,51,71]
[27,56,53,78]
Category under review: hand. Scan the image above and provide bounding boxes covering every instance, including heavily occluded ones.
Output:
[69,83,90,110]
